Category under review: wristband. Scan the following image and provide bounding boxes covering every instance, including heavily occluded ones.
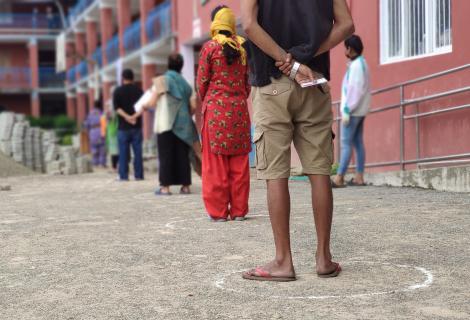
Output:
[289,62,301,80]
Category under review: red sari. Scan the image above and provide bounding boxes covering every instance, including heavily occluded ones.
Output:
[197,40,251,220]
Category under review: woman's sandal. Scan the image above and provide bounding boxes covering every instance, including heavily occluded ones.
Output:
[180,187,191,195]
[347,179,367,187]
[155,188,172,196]
[331,180,347,188]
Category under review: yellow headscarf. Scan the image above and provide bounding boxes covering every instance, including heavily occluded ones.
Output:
[210,7,247,65]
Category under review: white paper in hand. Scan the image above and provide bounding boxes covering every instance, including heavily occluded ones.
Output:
[300,78,328,88]
[134,89,153,113]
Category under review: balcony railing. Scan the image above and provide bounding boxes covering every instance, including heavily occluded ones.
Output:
[0,13,62,31]
[92,47,103,68]
[106,35,120,65]
[68,0,96,25]
[77,61,88,79]
[0,67,31,89]
[39,67,65,88]
[67,66,76,84]
[124,20,142,54]
[146,0,172,43]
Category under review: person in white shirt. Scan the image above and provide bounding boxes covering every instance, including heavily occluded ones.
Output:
[332,35,370,187]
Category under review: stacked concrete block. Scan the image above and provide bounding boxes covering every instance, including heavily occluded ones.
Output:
[32,128,44,172]
[44,144,60,163]
[46,160,65,175]
[60,146,77,175]
[24,126,35,169]
[1,112,94,176]
[0,112,16,156]
[76,155,93,174]
[42,131,57,156]
[11,121,27,164]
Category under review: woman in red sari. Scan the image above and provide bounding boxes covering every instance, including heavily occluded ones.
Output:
[197,5,251,222]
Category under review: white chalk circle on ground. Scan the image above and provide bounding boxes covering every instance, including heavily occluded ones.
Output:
[164,214,271,231]
[215,260,433,300]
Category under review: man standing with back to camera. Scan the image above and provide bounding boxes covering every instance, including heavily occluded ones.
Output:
[241,0,354,281]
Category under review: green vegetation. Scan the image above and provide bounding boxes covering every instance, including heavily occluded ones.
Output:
[331,163,339,176]
[27,115,77,145]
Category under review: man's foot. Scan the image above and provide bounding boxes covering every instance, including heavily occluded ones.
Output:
[242,260,295,282]
[317,262,342,278]
[316,257,341,278]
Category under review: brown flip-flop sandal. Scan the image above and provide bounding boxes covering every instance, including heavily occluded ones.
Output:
[242,267,297,282]
[347,179,366,187]
[317,263,342,278]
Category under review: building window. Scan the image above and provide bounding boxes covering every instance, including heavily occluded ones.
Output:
[380,0,452,64]
[0,3,13,24]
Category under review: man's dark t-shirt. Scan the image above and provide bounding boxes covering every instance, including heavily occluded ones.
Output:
[113,83,143,130]
[246,0,334,87]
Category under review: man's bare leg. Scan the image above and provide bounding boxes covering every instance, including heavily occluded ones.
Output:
[309,175,339,274]
[244,178,295,278]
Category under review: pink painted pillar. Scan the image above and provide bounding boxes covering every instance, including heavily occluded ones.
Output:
[100,7,114,65]
[77,92,88,124]
[88,88,96,109]
[75,32,86,81]
[29,39,40,117]
[86,20,98,74]
[66,94,76,119]
[75,32,86,61]
[141,63,157,140]
[140,0,155,46]
[117,0,131,57]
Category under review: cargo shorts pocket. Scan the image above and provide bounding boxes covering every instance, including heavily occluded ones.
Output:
[253,129,267,170]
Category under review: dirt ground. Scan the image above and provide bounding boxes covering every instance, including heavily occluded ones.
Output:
[0,152,35,178]
[0,171,469,319]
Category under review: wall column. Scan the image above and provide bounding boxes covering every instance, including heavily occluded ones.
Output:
[141,62,157,140]
[117,0,131,57]
[100,6,114,66]
[28,39,40,117]
[139,0,154,46]
[66,92,76,119]
[86,18,98,76]
[76,89,88,124]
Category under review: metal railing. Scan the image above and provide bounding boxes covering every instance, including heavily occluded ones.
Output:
[39,67,65,88]
[92,47,103,68]
[0,67,31,89]
[124,20,142,54]
[68,0,96,25]
[146,0,172,43]
[0,13,62,30]
[77,61,88,80]
[333,63,470,170]
[67,66,76,84]
[106,35,120,65]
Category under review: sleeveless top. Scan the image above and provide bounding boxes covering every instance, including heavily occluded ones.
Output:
[246,0,334,87]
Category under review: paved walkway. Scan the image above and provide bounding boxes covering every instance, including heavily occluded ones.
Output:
[1,172,469,319]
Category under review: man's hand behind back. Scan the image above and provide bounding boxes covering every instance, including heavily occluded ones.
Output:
[275,54,317,86]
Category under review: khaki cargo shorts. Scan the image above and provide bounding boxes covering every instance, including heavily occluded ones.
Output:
[252,75,333,179]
